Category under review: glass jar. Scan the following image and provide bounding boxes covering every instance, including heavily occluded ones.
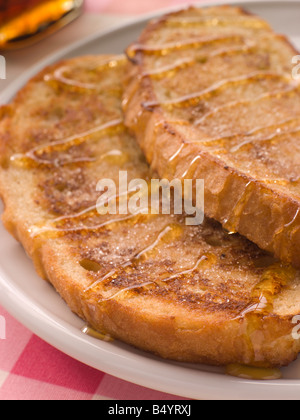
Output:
[0,0,84,49]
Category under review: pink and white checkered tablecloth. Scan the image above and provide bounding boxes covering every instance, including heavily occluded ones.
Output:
[0,306,188,400]
[84,0,217,14]
[0,0,256,401]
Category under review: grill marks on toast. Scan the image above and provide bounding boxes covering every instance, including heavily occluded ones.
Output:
[124,6,300,267]
[1,54,300,366]
[82,217,271,315]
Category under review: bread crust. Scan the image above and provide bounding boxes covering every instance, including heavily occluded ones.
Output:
[41,242,300,367]
[123,5,300,268]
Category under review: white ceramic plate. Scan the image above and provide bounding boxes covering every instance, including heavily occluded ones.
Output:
[0,0,300,401]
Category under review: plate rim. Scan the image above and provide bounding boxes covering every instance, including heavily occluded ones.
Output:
[1,0,300,400]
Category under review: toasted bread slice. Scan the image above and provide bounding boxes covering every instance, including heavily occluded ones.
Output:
[123,5,300,269]
[1,55,300,368]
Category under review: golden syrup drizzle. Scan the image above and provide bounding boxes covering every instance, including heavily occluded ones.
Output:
[285,208,300,228]
[44,55,126,91]
[226,364,282,381]
[166,16,270,30]
[81,325,114,342]
[230,126,300,154]
[45,66,98,91]
[272,208,300,249]
[235,263,296,365]
[53,182,147,224]
[143,72,291,111]
[29,181,153,239]
[10,119,124,168]
[122,76,140,110]
[41,149,129,168]
[180,155,202,179]
[288,176,299,184]
[89,253,215,304]
[127,34,245,58]
[169,143,185,163]
[204,42,257,64]
[92,55,127,71]
[52,204,99,224]
[29,209,150,239]
[97,149,129,166]
[239,297,269,317]
[236,263,296,319]
[96,254,215,303]
[165,117,300,192]
[85,224,183,293]
[130,224,181,260]
[195,84,300,127]
[141,43,256,80]
[12,149,128,169]
[254,264,296,307]
[14,155,97,168]
[56,185,146,224]
[160,253,217,283]
[95,281,155,304]
[222,181,256,235]
[142,58,196,80]
[190,116,300,148]
[123,43,255,109]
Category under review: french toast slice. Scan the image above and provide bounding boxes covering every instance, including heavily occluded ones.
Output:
[123,5,300,269]
[1,55,300,368]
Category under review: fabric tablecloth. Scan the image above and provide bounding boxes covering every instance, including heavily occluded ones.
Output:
[0,0,257,401]
[85,0,217,14]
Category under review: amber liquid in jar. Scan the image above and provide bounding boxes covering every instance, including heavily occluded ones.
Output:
[0,0,84,49]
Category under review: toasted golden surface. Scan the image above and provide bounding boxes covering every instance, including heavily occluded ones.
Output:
[123,5,300,269]
[1,55,300,367]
